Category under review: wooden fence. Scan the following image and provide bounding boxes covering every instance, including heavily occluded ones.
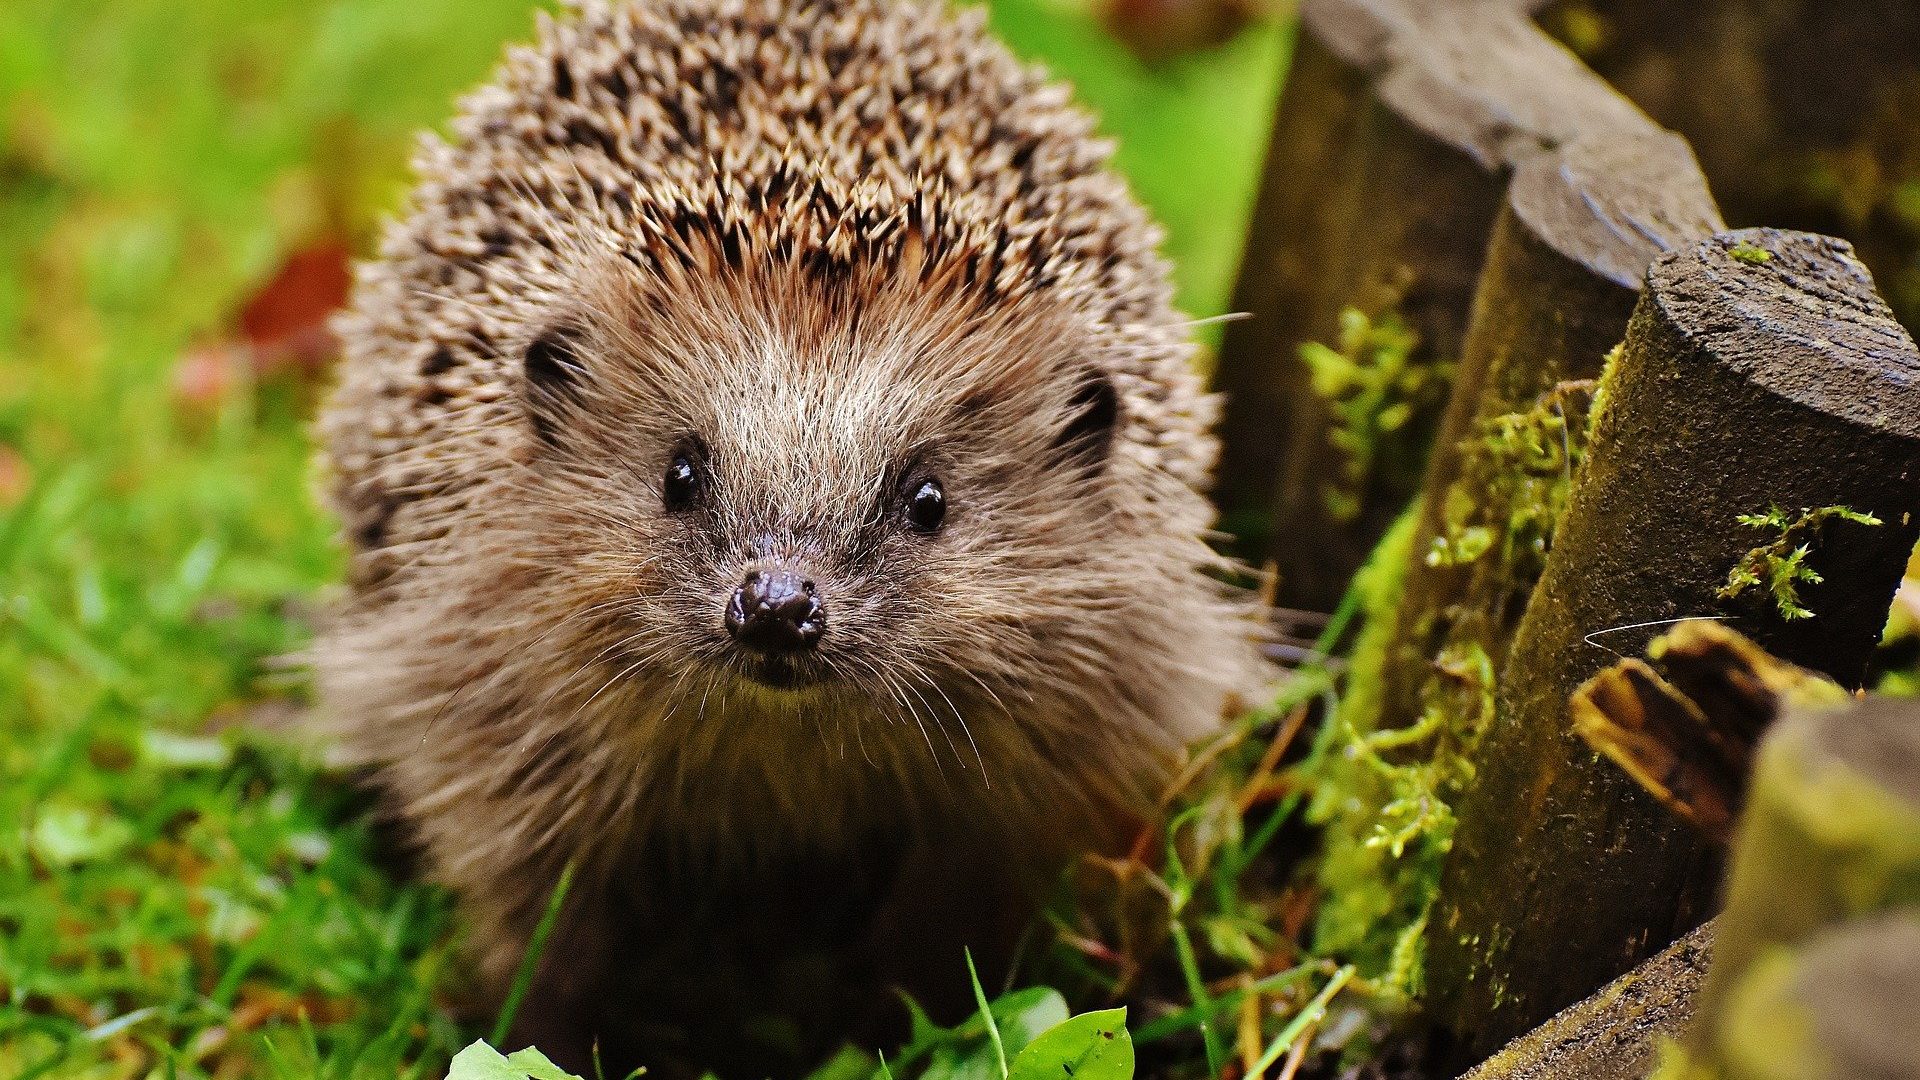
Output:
[1209,0,1920,1071]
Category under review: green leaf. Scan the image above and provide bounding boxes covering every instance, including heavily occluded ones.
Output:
[987,987,1073,1053]
[1007,1010,1132,1080]
[897,985,1072,1080]
[920,1042,1004,1080]
[805,1045,878,1080]
[446,1040,584,1080]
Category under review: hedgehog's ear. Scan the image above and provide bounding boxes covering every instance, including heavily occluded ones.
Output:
[522,328,588,446]
[1053,369,1120,470]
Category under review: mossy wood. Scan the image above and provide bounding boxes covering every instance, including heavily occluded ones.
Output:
[1673,697,1920,1080]
[1459,921,1713,1080]
[1213,0,1666,609]
[1688,697,1920,1041]
[1680,914,1920,1080]
[1537,0,1920,332]
[1426,228,1920,1064]
[1365,130,1721,751]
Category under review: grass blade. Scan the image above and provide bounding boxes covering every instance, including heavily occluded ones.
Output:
[492,859,579,1047]
[965,948,1009,1080]
[1248,966,1355,1078]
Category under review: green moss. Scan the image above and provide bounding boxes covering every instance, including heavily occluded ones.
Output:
[1728,241,1775,265]
[1718,505,1884,621]
[1428,381,1595,589]
[1587,343,1624,438]
[1300,308,1449,522]
[1305,508,1422,983]
[1710,950,1825,1080]
[1308,381,1596,994]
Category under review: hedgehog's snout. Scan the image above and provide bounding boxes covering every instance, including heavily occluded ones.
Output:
[724,569,825,655]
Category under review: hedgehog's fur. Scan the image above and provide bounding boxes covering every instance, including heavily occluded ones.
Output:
[317,0,1264,1067]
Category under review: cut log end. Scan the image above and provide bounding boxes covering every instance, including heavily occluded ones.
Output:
[1649,230,1920,434]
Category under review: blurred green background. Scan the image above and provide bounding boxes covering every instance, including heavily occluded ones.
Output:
[0,1,1289,1075]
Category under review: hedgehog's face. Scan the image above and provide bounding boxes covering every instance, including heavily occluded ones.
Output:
[513,269,1151,735]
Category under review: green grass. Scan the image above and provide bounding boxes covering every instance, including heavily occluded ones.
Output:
[0,1,1288,1075]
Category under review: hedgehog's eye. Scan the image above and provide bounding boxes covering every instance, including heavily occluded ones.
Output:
[904,478,946,534]
[663,454,700,510]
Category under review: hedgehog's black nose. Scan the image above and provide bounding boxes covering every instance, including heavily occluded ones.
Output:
[725,570,824,653]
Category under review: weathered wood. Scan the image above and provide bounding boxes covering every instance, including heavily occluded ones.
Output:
[1458,921,1713,1080]
[1675,696,1920,1079]
[1685,914,1920,1080]
[1304,130,1717,982]
[1472,692,1920,1079]
[1569,622,1846,844]
[1426,229,1920,1064]
[1212,0,1665,610]
[1690,696,1920,1029]
[1537,0,1920,332]
[1365,130,1721,747]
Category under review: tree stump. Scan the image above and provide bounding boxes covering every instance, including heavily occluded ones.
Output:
[1211,0,1661,610]
[1425,228,1920,1064]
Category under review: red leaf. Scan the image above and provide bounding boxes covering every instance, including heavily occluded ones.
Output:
[235,239,352,377]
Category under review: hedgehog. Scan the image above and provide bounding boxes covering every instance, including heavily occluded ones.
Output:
[315,0,1266,1070]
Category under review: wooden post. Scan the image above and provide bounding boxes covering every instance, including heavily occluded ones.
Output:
[1684,914,1920,1080]
[1425,229,1920,1064]
[1304,130,1718,980]
[1690,697,1920,1027]
[1536,0,1920,331]
[1364,129,1722,744]
[1212,0,1661,610]
[1675,695,1920,1080]
[1458,922,1714,1080]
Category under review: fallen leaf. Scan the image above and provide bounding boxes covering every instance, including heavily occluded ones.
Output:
[236,239,351,379]
[173,237,354,415]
